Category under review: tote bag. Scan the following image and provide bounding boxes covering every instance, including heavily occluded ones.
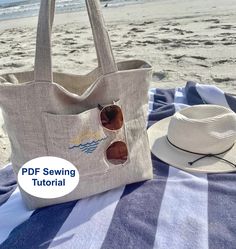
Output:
[0,0,153,209]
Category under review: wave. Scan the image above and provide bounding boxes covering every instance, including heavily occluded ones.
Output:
[0,0,145,21]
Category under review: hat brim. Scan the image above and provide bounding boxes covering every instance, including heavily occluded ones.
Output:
[148,117,236,173]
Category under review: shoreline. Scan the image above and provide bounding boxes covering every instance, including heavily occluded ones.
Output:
[0,0,155,30]
[1,0,234,30]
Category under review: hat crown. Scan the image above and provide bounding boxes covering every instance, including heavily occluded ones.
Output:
[168,105,236,154]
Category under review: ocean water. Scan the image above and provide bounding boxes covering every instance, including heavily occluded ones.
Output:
[0,0,144,21]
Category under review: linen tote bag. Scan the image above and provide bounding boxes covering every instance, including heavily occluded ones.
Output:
[0,0,153,209]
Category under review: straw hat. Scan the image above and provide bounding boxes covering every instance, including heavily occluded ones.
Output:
[148,105,236,173]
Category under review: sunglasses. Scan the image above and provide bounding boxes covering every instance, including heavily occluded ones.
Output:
[98,103,128,165]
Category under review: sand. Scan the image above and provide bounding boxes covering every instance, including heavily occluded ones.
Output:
[0,0,236,168]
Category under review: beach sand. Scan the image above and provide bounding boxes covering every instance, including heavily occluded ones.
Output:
[0,0,236,167]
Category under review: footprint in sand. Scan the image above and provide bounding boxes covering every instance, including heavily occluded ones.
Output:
[65,30,73,34]
[128,27,145,33]
[13,51,26,56]
[0,51,10,57]
[196,64,209,68]
[213,59,231,65]
[221,25,234,30]
[145,35,158,39]
[172,28,194,35]
[140,21,154,25]
[208,24,235,30]
[161,39,172,44]
[123,40,133,47]
[223,42,236,45]
[166,22,180,27]
[208,25,219,29]
[152,71,167,81]
[159,27,170,31]
[3,62,25,68]
[62,38,77,45]
[190,55,207,60]
[136,40,157,46]
[53,52,67,56]
[143,40,158,45]
[170,43,181,48]
[69,49,77,54]
[203,18,220,24]
[129,21,154,26]
[204,41,214,45]
[219,32,235,37]
[124,54,133,59]
[110,34,119,37]
[212,77,233,83]
[173,54,186,60]
[63,37,75,41]
[172,54,207,62]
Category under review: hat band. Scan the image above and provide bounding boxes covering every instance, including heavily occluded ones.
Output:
[166,136,236,168]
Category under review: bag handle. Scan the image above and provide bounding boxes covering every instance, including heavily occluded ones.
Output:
[34,0,118,83]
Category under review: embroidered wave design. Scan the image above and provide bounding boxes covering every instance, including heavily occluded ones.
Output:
[69,137,107,154]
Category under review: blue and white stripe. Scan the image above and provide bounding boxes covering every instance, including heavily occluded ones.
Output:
[0,82,236,249]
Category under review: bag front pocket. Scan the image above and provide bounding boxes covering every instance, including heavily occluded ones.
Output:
[42,106,111,176]
[42,102,129,177]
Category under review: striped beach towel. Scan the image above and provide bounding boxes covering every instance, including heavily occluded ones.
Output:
[0,81,235,249]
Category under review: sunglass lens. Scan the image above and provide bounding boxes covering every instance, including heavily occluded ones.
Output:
[106,141,128,165]
[100,105,123,130]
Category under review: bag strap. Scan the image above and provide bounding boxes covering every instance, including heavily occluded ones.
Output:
[34,0,118,83]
